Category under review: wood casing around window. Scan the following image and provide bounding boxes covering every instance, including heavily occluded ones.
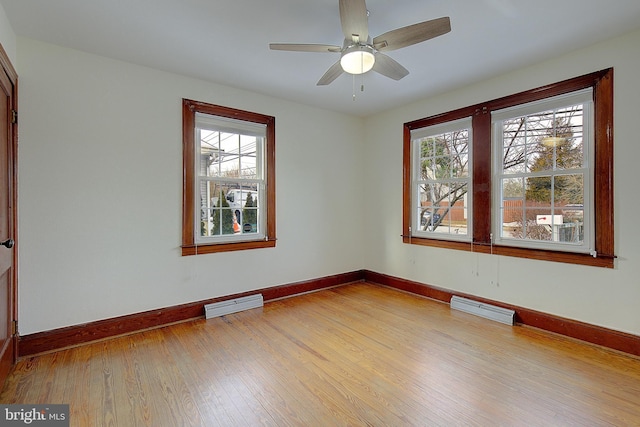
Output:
[403,68,614,268]
[181,99,276,255]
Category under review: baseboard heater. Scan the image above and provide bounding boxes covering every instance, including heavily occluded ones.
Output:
[450,296,515,325]
[204,294,264,319]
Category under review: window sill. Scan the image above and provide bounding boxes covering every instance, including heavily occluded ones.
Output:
[403,236,614,268]
[182,238,276,256]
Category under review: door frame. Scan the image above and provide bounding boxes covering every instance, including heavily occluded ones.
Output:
[0,42,18,386]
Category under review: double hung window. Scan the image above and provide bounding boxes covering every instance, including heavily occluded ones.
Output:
[182,100,276,255]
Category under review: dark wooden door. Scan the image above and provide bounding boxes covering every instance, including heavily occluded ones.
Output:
[0,48,17,387]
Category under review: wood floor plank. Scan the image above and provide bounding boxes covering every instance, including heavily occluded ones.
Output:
[1,282,639,426]
[63,341,94,425]
[110,335,154,426]
[163,323,240,425]
[234,308,368,425]
[269,293,436,424]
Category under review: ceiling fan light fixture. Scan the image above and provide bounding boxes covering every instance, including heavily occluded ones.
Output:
[340,44,375,74]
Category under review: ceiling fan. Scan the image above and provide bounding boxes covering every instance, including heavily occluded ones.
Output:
[269,0,451,85]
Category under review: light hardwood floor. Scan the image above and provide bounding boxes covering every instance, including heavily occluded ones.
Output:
[1,282,639,426]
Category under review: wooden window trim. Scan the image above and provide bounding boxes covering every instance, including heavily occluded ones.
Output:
[403,69,614,268]
[182,99,276,256]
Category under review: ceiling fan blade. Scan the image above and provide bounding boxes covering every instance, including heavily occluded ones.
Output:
[269,43,342,53]
[372,53,409,80]
[373,17,451,52]
[339,0,369,42]
[317,61,344,85]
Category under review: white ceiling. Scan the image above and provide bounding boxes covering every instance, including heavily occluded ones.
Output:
[3,0,640,117]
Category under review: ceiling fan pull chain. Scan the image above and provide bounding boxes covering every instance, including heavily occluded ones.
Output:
[352,74,356,100]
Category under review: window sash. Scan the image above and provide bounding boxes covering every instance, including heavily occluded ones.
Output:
[492,90,594,253]
[411,117,472,241]
[194,119,266,244]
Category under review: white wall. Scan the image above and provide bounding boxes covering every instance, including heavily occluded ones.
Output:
[16,38,365,335]
[364,29,640,336]
[11,27,640,338]
[0,1,16,64]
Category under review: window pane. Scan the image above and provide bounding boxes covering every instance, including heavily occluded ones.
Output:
[501,173,584,245]
[418,130,469,180]
[199,181,220,223]
[200,181,233,237]
[555,173,584,205]
[501,177,524,229]
[417,183,468,233]
[199,130,235,178]
[502,143,527,174]
[430,206,468,236]
[217,133,240,177]
[239,136,259,180]
[502,177,524,198]
[525,175,552,206]
[417,184,440,231]
[199,130,261,180]
[198,180,261,237]
[419,157,432,180]
[230,187,259,232]
[209,207,236,237]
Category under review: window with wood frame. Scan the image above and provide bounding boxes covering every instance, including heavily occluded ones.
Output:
[403,68,614,268]
[182,99,276,255]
